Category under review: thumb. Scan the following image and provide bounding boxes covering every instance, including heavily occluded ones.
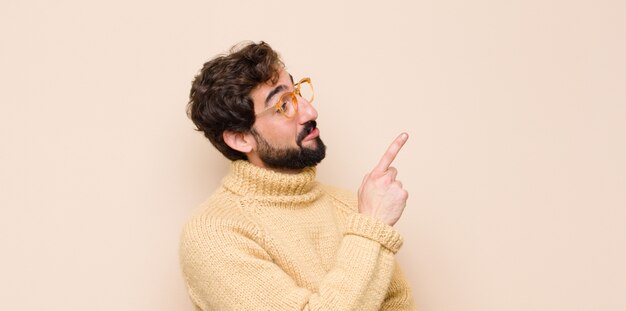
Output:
[358,173,370,193]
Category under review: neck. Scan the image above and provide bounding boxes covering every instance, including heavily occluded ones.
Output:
[246,155,306,175]
[223,160,319,199]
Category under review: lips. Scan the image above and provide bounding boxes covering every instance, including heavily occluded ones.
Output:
[303,127,319,142]
[297,121,319,144]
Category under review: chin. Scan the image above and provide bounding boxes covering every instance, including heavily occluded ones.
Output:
[301,139,318,148]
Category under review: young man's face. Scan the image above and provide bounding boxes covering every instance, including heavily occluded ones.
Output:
[247,68,326,171]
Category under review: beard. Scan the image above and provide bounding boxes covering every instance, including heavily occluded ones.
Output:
[251,121,326,170]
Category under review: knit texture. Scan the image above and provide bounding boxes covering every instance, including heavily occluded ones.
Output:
[180,160,416,310]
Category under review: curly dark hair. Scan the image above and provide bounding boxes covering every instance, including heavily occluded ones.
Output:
[187,41,283,161]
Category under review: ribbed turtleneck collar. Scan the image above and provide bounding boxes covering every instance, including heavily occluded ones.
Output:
[222,160,319,198]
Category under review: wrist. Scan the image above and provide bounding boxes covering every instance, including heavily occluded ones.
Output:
[344,213,404,253]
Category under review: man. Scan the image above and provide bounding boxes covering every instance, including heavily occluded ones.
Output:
[180,41,416,310]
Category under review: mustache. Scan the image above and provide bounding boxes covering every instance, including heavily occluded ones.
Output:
[296,121,317,145]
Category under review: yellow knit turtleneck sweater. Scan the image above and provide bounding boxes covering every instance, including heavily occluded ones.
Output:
[180,160,416,310]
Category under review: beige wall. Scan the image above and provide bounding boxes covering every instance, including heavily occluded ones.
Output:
[1,0,625,310]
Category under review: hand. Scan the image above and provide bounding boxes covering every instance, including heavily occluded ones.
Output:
[357,133,409,226]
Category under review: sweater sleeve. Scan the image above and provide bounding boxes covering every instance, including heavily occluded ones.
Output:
[380,259,417,310]
[180,210,404,311]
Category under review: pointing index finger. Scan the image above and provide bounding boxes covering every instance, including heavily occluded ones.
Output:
[374,132,409,172]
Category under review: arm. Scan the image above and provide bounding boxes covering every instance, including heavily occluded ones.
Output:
[357,133,416,309]
[380,259,417,310]
[325,186,417,311]
[180,211,403,311]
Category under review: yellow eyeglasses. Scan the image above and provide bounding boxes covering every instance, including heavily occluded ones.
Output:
[255,77,314,119]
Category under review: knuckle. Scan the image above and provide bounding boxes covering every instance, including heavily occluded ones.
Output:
[381,175,394,185]
[401,189,409,200]
[395,180,403,188]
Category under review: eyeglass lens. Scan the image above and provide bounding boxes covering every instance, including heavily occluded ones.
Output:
[282,81,313,117]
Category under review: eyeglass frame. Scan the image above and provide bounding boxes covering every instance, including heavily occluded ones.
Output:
[255,77,314,119]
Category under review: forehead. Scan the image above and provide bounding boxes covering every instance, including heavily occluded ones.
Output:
[249,69,293,109]
[262,69,292,90]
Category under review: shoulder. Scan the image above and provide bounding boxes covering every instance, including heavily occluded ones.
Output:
[319,184,358,213]
[181,188,264,249]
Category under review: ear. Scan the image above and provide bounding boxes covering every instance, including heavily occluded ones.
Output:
[223,130,255,154]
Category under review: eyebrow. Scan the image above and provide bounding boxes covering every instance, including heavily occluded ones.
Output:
[263,74,296,107]
[264,85,287,107]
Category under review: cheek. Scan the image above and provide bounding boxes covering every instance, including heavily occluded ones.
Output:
[256,119,299,146]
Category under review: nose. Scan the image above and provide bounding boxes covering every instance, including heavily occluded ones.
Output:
[297,97,318,123]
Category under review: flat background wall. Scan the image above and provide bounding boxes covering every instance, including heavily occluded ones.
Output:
[1,0,624,310]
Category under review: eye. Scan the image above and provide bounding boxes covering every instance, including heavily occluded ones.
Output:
[274,103,285,114]
[276,97,289,113]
